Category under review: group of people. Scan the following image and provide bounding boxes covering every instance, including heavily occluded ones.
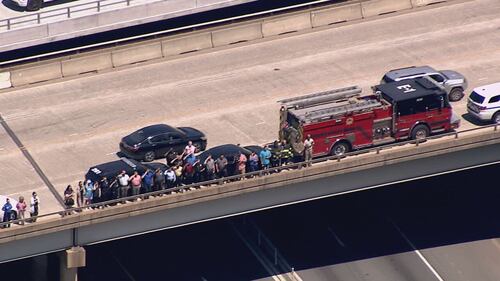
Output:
[1,192,40,228]
[1,137,316,225]
[59,136,315,211]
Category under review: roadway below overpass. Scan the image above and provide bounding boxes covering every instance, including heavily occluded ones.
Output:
[0,0,500,266]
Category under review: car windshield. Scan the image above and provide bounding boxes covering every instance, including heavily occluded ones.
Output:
[469,91,485,104]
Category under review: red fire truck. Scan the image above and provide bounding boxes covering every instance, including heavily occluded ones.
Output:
[279,77,461,157]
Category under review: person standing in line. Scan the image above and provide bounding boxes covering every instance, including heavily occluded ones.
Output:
[142,169,154,197]
[249,152,259,173]
[174,164,184,186]
[153,168,165,192]
[184,141,197,157]
[16,196,27,225]
[203,154,215,181]
[99,177,110,203]
[215,154,228,179]
[165,167,176,189]
[193,158,202,183]
[259,145,272,170]
[303,134,315,166]
[117,170,130,199]
[63,185,75,215]
[2,198,13,228]
[238,152,247,176]
[92,181,101,206]
[129,171,142,198]
[84,180,93,207]
[77,181,84,207]
[30,192,40,222]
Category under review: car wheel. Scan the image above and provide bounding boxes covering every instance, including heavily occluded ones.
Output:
[26,0,43,11]
[492,112,500,124]
[449,88,464,102]
[411,124,429,140]
[330,142,350,157]
[144,151,155,162]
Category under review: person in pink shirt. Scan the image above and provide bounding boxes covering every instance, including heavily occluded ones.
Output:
[16,196,27,225]
[238,152,247,175]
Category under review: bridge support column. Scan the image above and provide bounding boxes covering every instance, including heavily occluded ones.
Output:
[59,246,86,281]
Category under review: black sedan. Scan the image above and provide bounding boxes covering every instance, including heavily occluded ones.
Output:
[85,158,167,183]
[120,124,207,162]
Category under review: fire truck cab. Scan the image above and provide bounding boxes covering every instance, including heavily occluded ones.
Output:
[279,77,460,158]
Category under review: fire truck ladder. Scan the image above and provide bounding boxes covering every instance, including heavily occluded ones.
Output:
[303,99,382,122]
[279,86,362,109]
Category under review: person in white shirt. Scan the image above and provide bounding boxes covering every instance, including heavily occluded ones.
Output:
[303,134,315,166]
[29,192,40,222]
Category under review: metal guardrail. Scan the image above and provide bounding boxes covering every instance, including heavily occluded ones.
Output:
[0,0,145,31]
[0,0,333,66]
[1,123,499,229]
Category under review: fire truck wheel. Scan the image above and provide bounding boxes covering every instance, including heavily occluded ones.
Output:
[331,142,350,156]
[449,88,464,102]
[411,125,429,140]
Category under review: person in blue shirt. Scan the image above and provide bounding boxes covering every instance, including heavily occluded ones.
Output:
[2,198,13,228]
[259,145,272,170]
[142,169,154,196]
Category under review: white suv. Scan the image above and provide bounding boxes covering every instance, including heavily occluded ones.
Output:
[467,82,500,123]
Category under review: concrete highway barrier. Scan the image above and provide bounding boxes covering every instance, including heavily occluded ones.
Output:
[111,43,163,67]
[0,72,11,89]
[361,0,413,18]
[48,16,99,37]
[146,0,196,16]
[0,25,48,47]
[162,33,213,57]
[10,62,62,87]
[311,3,363,27]
[411,0,446,7]
[62,53,113,77]
[261,13,312,37]
[211,23,263,47]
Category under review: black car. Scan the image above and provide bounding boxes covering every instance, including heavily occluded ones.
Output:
[85,158,167,183]
[120,124,207,162]
[198,144,253,176]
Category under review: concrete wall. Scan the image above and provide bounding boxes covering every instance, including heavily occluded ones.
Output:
[1,0,454,88]
[361,0,413,18]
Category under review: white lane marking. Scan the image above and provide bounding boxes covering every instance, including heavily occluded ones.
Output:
[327,227,346,248]
[68,133,78,136]
[477,77,488,81]
[255,121,266,125]
[106,152,116,155]
[390,220,445,281]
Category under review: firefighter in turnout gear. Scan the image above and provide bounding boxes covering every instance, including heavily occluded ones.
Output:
[280,139,293,165]
[270,140,282,167]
